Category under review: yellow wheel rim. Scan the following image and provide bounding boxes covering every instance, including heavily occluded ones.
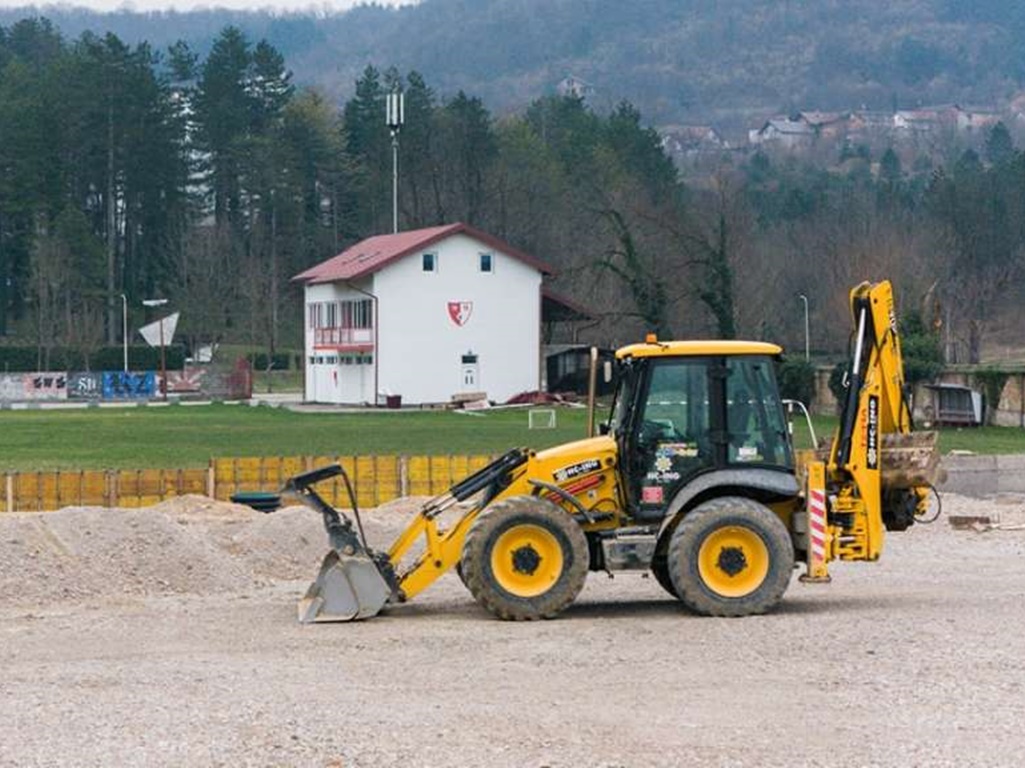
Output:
[697,525,770,598]
[490,524,564,598]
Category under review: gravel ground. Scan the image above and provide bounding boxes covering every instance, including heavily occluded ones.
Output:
[2,494,1025,767]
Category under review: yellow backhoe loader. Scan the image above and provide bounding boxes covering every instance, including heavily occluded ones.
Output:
[282,279,940,622]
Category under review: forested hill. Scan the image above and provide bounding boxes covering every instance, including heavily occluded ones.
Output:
[2,0,1025,127]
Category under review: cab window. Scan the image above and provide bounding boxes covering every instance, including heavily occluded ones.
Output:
[725,356,792,468]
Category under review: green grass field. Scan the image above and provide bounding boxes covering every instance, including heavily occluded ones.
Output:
[0,404,592,471]
[1,404,1023,471]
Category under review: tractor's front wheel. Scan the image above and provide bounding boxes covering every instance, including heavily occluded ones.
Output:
[650,554,680,598]
[461,495,588,620]
[668,496,794,617]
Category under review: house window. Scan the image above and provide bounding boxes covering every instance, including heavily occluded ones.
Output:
[309,303,323,329]
[340,298,373,329]
[422,252,436,272]
[479,252,493,273]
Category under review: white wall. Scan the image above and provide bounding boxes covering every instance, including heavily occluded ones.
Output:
[375,233,541,404]
[303,280,376,404]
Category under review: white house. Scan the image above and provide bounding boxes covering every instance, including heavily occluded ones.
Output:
[293,223,562,405]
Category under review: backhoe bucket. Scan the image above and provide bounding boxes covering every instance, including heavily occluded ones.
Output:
[298,548,392,623]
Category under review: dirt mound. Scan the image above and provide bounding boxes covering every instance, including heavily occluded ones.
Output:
[0,495,416,608]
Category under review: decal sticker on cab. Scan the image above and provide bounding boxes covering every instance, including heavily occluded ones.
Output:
[553,458,601,483]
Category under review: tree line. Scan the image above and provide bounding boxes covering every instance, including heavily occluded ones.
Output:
[4,1,1025,129]
[1,17,1023,371]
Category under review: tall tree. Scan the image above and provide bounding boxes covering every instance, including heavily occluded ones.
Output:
[436,91,496,225]
[343,65,389,234]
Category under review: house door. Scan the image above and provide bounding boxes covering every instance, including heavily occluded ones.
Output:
[461,353,479,391]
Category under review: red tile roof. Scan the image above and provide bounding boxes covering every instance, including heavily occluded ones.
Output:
[292,222,555,284]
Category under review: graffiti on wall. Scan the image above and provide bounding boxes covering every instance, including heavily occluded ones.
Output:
[26,374,67,400]
[0,373,68,402]
[166,366,206,393]
[102,371,156,399]
[2,364,249,402]
[67,372,103,400]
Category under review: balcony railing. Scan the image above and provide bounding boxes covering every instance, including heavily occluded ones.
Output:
[314,327,375,349]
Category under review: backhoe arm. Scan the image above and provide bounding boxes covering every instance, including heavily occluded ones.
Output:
[818,280,936,564]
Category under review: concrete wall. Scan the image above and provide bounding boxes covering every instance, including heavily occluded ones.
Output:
[938,454,1025,497]
[812,366,1025,428]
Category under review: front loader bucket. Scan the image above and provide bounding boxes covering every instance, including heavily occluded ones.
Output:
[298,549,392,623]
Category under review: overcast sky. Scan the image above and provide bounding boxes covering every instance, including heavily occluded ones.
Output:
[0,0,415,11]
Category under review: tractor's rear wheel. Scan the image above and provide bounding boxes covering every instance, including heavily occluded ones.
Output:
[461,495,588,620]
[668,496,794,617]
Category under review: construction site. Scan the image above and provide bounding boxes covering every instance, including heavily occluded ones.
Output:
[1,281,1024,767]
[0,492,1023,766]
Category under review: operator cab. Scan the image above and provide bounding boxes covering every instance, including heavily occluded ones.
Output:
[607,339,794,521]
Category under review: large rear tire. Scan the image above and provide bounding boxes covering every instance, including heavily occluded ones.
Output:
[668,496,794,617]
[461,495,588,620]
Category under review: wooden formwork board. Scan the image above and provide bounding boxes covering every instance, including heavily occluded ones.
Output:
[3,455,498,513]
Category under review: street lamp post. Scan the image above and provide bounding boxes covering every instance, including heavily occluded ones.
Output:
[120,294,128,372]
[798,294,810,362]
[142,298,169,401]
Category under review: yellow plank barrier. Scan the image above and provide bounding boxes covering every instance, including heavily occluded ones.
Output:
[2,454,496,513]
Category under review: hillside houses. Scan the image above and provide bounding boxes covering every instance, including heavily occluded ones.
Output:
[661,124,726,157]
[741,104,1012,155]
[748,118,817,149]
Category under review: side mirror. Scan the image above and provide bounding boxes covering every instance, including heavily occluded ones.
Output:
[598,422,611,436]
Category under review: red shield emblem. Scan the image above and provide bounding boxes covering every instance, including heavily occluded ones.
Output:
[448,301,473,327]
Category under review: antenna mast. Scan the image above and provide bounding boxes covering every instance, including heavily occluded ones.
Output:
[385,90,404,234]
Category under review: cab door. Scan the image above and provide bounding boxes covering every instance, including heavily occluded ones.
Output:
[625,357,716,519]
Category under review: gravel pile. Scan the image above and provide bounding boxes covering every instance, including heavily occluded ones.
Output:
[0,495,411,607]
[1,490,1022,610]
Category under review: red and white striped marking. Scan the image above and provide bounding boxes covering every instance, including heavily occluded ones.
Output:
[809,489,827,562]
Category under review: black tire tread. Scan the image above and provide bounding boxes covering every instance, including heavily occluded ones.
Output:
[668,496,794,617]
[650,554,680,598]
[461,495,589,621]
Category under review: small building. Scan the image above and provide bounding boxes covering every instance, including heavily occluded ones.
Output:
[660,124,726,158]
[847,110,895,142]
[798,111,850,141]
[956,106,1001,134]
[923,383,984,427]
[748,118,816,149]
[545,345,617,397]
[893,105,960,135]
[292,223,561,406]
[557,75,594,100]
